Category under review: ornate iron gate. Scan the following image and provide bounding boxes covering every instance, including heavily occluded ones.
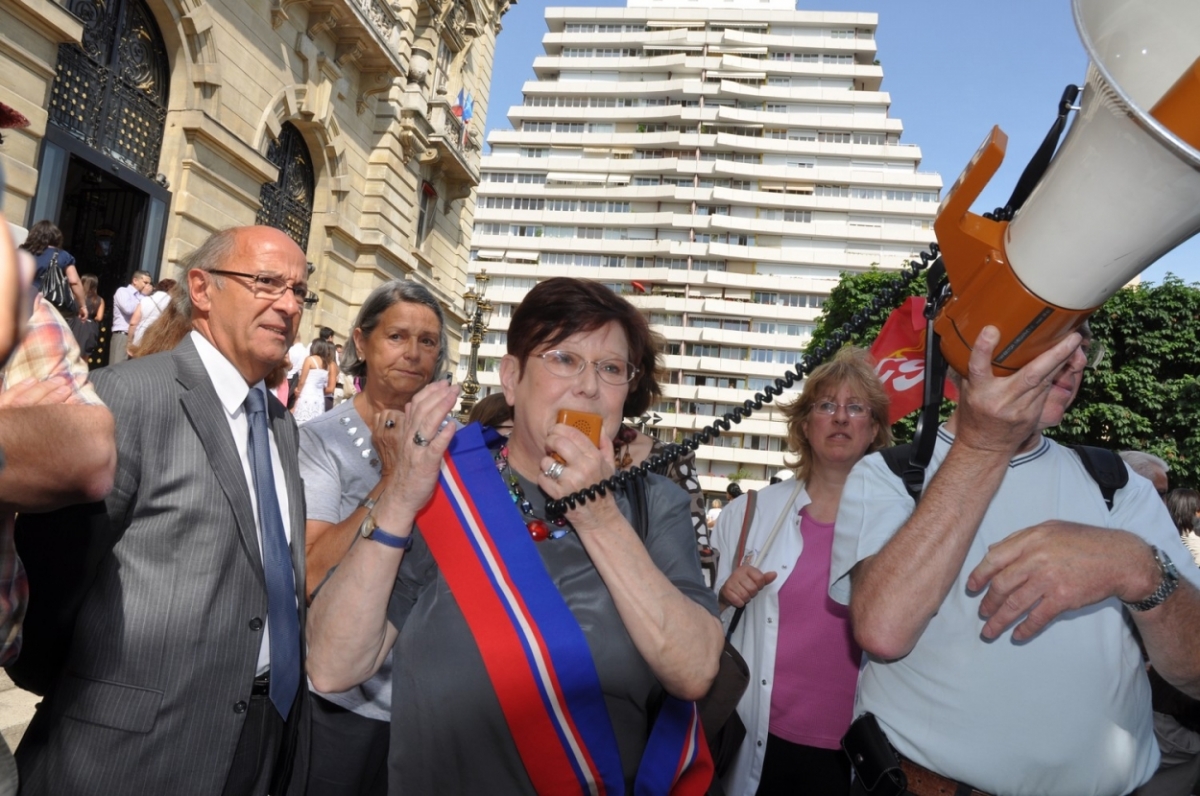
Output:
[48,0,170,178]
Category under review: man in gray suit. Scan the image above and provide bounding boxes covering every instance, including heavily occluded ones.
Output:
[17,226,311,796]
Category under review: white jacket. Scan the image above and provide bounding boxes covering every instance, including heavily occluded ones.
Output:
[711,479,810,796]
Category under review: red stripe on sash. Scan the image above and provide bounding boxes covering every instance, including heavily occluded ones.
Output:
[417,458,601,794]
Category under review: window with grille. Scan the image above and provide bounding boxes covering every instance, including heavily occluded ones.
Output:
[417,181,438,243]
[256,122,315,251]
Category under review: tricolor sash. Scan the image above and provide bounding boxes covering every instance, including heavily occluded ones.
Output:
[414,423,713,796]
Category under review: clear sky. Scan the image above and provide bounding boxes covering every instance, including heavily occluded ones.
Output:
[482,0,1200,286]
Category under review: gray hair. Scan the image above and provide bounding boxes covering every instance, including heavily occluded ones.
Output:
[1119,450,1169,481]
[340,279,448,380]
[174,228,240,323]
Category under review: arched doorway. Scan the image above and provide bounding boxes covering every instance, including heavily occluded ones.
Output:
[29,0,172,365]
[256,122,315,253]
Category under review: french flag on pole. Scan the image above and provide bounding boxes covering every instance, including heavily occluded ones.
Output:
[460,91,475,147]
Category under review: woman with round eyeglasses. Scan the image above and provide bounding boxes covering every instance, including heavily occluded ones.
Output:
[712,346,891,796]
[307,277,722,795]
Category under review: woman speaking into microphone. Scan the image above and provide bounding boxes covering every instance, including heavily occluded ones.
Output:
[307,277,722,795]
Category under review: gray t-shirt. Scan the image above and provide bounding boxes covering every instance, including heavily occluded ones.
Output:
[385,470,717,795]
[299,399,393,721]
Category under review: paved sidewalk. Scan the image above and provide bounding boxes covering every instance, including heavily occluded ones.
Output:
[0,672,37,751]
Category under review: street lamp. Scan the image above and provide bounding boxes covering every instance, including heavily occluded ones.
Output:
[458,269,493,420]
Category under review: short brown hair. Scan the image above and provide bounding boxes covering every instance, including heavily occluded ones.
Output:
[507,278,660,418]
[467,392,513,429]
[780,345,891,482]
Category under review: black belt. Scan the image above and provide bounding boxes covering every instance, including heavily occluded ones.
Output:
[112,330,127,334]
[252,672,270,696]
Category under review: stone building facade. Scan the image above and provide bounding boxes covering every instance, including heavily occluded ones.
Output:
[0,0,508,351]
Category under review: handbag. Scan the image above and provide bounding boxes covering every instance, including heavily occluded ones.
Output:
[696,489,758,792]
[67,315,100,358]
[41,250,77,316]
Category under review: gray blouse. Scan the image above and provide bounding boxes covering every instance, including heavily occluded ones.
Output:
[298,399,393,721]
[385,469,717,795]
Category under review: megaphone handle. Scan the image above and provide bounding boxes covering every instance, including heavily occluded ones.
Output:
[1003,84,1081,215]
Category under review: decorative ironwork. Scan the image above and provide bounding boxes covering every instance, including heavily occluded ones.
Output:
[48,0,169,177]
[256,122,315,252]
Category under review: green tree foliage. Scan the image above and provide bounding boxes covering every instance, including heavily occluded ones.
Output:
[805,267,925,353]
[809,269,1200,488]
[1051,275,1200,489]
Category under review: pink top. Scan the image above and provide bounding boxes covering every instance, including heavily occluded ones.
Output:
[767,507,863,749]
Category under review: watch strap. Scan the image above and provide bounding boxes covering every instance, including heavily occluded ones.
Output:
[367,526,414,551]
[358,510,414,551]
[1123,546,1180,612]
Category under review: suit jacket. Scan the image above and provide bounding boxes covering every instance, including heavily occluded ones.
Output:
[16,336,310,796]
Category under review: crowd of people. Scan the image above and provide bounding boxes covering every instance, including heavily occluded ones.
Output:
[0,214,1195,796]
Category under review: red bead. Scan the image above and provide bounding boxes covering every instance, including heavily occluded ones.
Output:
[527,520,551,541]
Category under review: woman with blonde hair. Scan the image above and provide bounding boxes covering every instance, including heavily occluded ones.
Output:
[713,346,890,795]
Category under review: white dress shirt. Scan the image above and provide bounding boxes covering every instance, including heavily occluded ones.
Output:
[190,331,293,675]
[287,342,309,379]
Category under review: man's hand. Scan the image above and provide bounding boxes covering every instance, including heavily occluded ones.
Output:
[0,374,74,409]
[968,522,1159,641]
[719,565,778,609]
[953,326,1082,456]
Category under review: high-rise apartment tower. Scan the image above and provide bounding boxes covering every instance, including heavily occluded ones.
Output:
[463,0,942,496]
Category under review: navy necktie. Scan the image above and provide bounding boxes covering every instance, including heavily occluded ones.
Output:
[244,388,300,720]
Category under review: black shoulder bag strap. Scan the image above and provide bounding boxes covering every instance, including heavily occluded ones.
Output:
[725,489,757,639]
[1071,445,1129,511]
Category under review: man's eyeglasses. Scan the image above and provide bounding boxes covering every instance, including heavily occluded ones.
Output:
[536,350,639,386]
[1080,339,1106,370]
[209,270,318,307]
[812,401,870,418]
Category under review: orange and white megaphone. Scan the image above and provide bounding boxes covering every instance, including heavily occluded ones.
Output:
[934,0,1200,375]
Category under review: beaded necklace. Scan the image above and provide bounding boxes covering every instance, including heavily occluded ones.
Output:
[495,444,570,541]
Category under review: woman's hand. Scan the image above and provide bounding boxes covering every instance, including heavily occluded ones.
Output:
[372,379,460,518]
[537,423,621,532]
[718,565,778,610]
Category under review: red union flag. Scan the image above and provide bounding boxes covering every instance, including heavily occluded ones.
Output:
[869,297,959,424]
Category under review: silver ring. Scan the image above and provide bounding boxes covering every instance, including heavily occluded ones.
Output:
[413,431,430,447]
[544,461,565,480]
[385,419,396,429]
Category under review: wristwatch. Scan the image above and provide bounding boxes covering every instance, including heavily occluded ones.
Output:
[1122,546,1180,612]
[358,511,414,551]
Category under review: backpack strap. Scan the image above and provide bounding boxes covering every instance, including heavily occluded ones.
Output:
[881,441,1128,512]
[879,442,924,504]
[1071,445,1128,511]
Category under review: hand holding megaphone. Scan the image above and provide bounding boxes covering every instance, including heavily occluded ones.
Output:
[933,0,1200,377]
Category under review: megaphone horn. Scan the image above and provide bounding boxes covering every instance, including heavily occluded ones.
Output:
[933,0,1200,376]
